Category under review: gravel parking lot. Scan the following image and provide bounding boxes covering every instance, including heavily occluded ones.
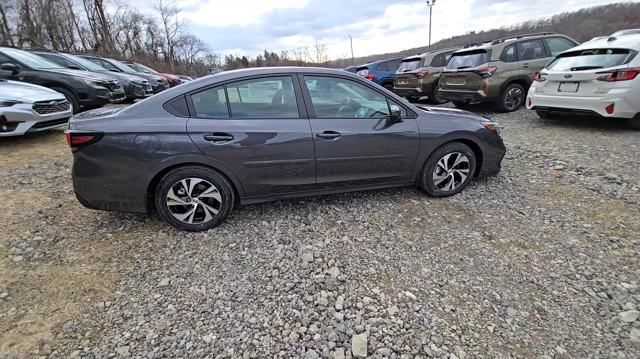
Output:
[1,107,639,358]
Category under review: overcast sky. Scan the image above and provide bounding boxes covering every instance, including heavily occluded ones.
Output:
[160,0,630,59]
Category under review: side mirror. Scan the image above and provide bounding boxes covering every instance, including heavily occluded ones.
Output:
[0,62,20,75]
[389,104,402,123]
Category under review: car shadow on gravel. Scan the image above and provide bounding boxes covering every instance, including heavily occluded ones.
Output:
[535,117,635,131]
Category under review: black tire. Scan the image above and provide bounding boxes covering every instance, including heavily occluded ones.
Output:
[536,110,553,120]
[496,83,525,113]
[427,84,448,105]
[155,166,235,231]
[628,117,640,130]
[51,87,80,114]
[452,101,469,109]
[419,142,477,197]
[383,83,394,92]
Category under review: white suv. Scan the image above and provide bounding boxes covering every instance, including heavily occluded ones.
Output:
[0,80,72,136]
[526,29,640,128]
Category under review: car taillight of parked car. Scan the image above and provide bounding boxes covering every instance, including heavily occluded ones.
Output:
[473,66,497,78]
[532,72,547,82]
[65,131,103,152]
[365,74,375,80]
[416,71,429,79]
[596,67,640,82]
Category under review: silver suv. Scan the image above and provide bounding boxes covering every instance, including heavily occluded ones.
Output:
[0,80,72,136]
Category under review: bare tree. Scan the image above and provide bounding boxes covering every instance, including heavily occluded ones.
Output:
[155,0,183,71]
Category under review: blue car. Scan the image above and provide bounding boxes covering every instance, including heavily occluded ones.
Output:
[356,58,403,91]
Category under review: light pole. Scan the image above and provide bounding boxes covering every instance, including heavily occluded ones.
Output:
[348,35,354,65]
[426,0,436,49]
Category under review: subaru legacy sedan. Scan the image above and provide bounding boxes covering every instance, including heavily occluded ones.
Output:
[67,67,506,231]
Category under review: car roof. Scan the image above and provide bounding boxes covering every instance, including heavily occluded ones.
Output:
[453,32,565,53]
[357,57,403,69]
[402,47,461,61]
[574,32,640,51]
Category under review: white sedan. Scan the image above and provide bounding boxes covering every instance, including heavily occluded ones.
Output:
[526,29,640,129]
[0,80,73,136]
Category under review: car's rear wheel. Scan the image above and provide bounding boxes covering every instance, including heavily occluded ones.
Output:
[383,83,394,92]
[155,166,234,231]
[628,116,640,130]
[51,87,80,114]
[452,101,469,109]
[497,83,525,112]
[427,85,448,105]
[419,142,476,197]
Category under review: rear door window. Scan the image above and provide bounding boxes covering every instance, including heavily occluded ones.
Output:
[430,53,446,67]
[226,76,299,119]
[517,40,547,60]
[546,48,634,71]
[446,50,490,69]
[191,86,229,118]
[545,37,577,56]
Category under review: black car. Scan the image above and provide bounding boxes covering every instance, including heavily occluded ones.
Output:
[77,55,170,94]
[67,67,505,231]
[29,50,153,102]
[0,47,125,113]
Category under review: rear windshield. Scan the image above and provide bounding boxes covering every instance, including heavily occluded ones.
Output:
[397,59,422,73]
[446,50,490,70]
[546,48,635,71]
[356,67,369,76]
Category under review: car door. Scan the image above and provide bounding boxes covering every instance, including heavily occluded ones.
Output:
[516,39,550,78]
[186,75,316,198]
[301,74,419,188]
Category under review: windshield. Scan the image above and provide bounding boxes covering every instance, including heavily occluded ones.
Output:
[2,48,63,70]
[65,54,106,72]
[546,48,633,71]
[108,59,138,73]
[446,50,490,69]
[397,59,422,72]
[127,63,157,74]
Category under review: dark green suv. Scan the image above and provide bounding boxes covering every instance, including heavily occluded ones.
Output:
[439,33,578,112]
[394,47,459,104]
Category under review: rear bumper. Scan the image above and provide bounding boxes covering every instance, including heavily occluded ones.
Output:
[394,88,425,98]
[439,89,495,104]
[526,87,638,119]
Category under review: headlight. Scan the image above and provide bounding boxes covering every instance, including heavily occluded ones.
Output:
[0,100,21,107]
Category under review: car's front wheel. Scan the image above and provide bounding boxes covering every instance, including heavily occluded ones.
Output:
[419,142,477,197]
[155,166,234,231]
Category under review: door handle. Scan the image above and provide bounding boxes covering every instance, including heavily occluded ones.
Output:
[316,131,341,139]
[204,132,234,142]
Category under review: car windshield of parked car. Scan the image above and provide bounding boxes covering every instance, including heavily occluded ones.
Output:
[108,59,139,73]
[128,63,157,74]
[2,48,63,70]
[446,50,490,69]
[304,76,390,119]
[546,48,633,71]
[397,59,422,72]
[66,54,107,72]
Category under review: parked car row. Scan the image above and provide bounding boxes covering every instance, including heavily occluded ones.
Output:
[0,46,191,136]
[347,30,640,128]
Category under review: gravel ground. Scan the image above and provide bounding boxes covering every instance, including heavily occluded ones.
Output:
[0,107,639,358]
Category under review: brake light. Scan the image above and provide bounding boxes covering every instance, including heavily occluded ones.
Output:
[473,66,497,78]
[596,67,640,82]
[65,131,103,152]
[365,74,375,80]
[532,72,547,82]
[605,103,615,114]
[416,71,429,79]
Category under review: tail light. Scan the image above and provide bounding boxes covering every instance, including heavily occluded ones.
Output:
[473,66,497,78]
[528,98,532,107]
[365,74,375,80]
[65,130,103,152]
[605,103,615,114]
[532,72,547,82]
[416,71,429,79]
[596,67,640,82]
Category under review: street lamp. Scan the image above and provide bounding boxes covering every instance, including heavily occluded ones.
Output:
[348,35,354,65]
[426,0,436,49]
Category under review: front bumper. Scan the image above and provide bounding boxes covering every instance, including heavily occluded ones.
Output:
[0,103,72,137]
[526,87,638,119]
[478,132,506,178]
[152,82,170,94]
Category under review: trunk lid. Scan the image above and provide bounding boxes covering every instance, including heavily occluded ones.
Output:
[440,49,492,91]
[538,70,614,97]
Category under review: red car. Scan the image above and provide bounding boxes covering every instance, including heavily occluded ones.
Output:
[123,61,182,87]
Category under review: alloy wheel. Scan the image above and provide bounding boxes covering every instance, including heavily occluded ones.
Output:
[166,177,222,224]
[432,152,471,191]
[504,87,523,111]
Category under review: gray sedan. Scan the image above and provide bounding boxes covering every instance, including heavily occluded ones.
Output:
[0,79,72,136]
[66,67,506,231]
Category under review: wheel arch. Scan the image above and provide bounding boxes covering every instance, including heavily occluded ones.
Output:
[146,161,243,213]
[499,76,530,95]
[417,134,485,181]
